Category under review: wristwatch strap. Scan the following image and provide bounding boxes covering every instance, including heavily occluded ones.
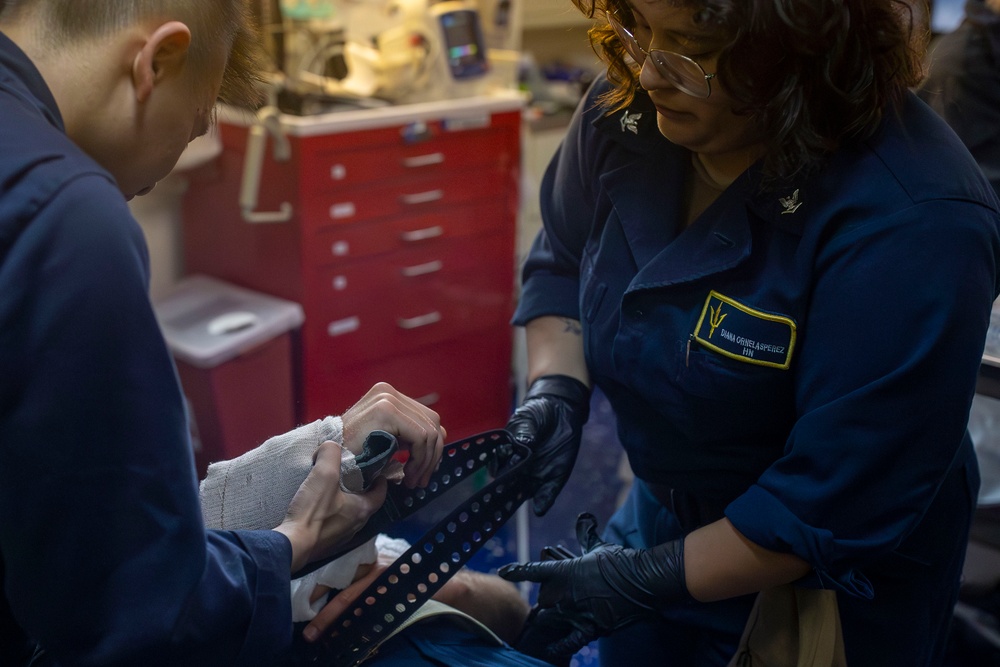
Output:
[293,429,533,667]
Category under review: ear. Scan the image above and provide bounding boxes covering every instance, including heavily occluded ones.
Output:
[132,21,192,103]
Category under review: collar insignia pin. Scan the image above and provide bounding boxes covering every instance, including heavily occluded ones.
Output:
[779,189,803,214]
[620,110,641,135]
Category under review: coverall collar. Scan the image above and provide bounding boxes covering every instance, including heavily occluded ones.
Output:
[0,30,64,132]
[592,90,808,291]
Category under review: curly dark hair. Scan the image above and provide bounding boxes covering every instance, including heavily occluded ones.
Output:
[575,0,930,183]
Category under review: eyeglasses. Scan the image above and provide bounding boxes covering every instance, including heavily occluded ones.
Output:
[605,10,716,99]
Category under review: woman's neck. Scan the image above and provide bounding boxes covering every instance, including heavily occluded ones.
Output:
[691,152,731,191]
[684,146,763,226]
[694,147,759,188]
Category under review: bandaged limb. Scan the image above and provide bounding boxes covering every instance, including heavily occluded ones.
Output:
[199,418,403,622]
[199,417,529,638]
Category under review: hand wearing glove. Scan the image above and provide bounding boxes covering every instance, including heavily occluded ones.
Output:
[499,513,692,664]
[496,374,591,516]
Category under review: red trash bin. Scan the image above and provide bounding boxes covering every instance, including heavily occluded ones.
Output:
[155,275,304,478]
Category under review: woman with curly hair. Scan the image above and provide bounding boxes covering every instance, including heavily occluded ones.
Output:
[497,1,1000,665]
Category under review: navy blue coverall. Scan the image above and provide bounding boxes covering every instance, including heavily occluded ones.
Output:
[0,30,294,667]
[0,29,555,667]
[515,75,1000,665]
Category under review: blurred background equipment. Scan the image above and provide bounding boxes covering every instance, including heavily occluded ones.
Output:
[931,0,969,33]
[250,0,516,111]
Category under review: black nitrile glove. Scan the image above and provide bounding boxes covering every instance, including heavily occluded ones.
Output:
[496,374,590,516]
[498,513,692,663]
[510,605,579,667]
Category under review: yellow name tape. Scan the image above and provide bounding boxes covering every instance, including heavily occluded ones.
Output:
[693,291,797,369]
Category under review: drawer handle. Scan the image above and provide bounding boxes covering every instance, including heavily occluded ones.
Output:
[400,190,444,205]
[416,392,440,407]
[327,316,361,337]
[330,202,357,219]
[330,240,350,257]
[239,106,292,224]
[401,260,443,277]
[402,153,445,168]
[400,225,444,243]
[397,311,441,329]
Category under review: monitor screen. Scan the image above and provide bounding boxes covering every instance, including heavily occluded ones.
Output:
[438,9,489,79]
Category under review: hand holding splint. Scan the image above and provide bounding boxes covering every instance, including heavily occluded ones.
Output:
[498,374,591,516]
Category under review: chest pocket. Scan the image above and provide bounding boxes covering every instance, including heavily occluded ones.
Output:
[680,341,791,399]
[672,291,799,439]
[674,341,797,442]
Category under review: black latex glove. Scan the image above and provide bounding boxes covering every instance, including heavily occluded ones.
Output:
[510,605,580,667]
[495,374,590,516]
[498,513,692,663]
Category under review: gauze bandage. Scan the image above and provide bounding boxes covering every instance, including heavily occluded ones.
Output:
[198,417,406,621]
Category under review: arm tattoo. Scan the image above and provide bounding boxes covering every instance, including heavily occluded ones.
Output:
[561,318,582,336]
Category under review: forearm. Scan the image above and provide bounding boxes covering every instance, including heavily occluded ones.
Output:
[524,316,590,386]
[273,524,315,574]
[683,518,812,602]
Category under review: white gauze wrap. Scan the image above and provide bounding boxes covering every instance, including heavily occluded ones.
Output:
[198,417,409,622]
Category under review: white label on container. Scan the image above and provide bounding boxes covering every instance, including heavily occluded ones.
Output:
[443,114,491,131]
[331,164,347,180]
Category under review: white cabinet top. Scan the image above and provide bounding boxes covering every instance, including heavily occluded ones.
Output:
[219,89,527,137]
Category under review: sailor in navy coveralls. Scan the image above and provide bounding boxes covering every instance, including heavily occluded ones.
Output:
[497,1,1000,665]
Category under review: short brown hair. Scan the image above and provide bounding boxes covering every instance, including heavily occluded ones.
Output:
[575,0,930,184]
[0,0,264,108]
